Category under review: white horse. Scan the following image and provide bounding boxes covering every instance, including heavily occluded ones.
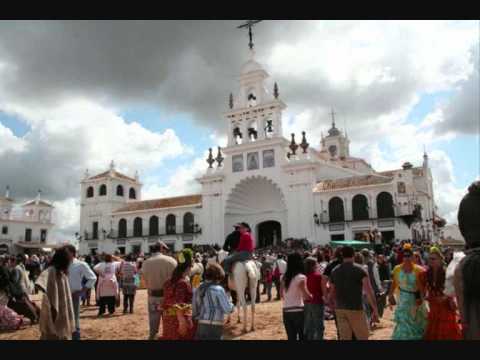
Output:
[227,260,260,333]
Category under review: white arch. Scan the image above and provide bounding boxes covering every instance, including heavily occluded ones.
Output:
[225,175,286,214]
[224,176,287,243]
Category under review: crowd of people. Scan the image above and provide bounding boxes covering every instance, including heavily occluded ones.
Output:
[0,180,479,340]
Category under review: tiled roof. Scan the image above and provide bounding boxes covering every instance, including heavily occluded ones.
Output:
[22,200,54,208]
[88,170,137,182]
[314,174,393,192]
[378,166,424,177]
[113,194,202,213]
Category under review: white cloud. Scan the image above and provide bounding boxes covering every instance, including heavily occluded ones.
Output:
[50,197,81,243]
[142,157,206,199]
[0,121,26,154]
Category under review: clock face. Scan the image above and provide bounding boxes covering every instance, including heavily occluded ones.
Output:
[329,145,337,157]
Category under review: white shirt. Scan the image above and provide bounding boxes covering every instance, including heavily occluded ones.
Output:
[218,250,228,264]
[275,259,287,275]
[445,252,465,297]
[69,258,97,293]
[94,261,121,276]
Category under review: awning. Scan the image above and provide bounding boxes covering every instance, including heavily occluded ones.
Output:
[15,242,61,249]
[330,240,374,249]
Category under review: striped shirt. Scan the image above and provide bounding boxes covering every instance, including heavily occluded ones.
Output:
[192,282,234,323]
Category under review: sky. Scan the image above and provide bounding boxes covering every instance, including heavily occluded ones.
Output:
[0,20,478,242]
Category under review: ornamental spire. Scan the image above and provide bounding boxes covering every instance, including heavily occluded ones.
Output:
[289,133,298,156]
[300,131,309,154]
[36,189,41,205]
[206,148,215,169]
[274,82,279,99]
[215,147,224,167]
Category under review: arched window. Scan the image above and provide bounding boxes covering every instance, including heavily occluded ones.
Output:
[352,194,369,221]
[328,197,345,223]
[86,186,94,198]
[133,217,143,237]
[183,212,194,233]
[129,188,136,199]
[99,184,107,196]
[377,192,395,218]
[149,216,159,236]
[118,219,127,238]
[166,214,176,234]
[116,185,124,196]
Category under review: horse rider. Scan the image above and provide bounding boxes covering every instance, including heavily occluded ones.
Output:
[222,223,255,276]
[223,225,241,253]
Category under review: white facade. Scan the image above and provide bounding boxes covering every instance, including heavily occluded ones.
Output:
[78,47,441,256]
[0,189,55,255]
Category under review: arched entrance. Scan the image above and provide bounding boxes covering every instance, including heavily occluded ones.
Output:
[224,176,287,243]
[257,221,281,248]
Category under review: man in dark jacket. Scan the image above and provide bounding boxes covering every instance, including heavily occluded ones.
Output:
[454,180,480,339]
[223,225,241,252]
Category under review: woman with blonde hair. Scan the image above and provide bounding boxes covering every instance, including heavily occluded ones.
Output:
[388,243,428,340]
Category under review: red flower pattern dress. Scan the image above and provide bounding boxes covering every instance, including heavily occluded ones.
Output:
[424,273,462,340]
[160,277,196,340]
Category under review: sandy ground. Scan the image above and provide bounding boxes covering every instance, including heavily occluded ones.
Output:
[0,289,394,340]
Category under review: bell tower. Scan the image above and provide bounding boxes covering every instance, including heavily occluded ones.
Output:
[225,49,286,147]
[321,109,350,160]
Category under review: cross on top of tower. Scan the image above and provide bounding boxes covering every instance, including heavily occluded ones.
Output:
[237,20,263,50]
[327,108,341,137]
[330,108,337,128]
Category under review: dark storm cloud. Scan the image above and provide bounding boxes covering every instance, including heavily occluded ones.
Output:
[0,20,311,127]
[0,20,427,133]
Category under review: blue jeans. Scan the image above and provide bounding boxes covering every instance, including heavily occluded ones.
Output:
[71,292,81,340]
[222,251,252,274]
[195,323,224,340]
[304,303,325,340]
[265,283,272,301]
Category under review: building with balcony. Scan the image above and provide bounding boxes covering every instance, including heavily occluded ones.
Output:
[0,188,56,255]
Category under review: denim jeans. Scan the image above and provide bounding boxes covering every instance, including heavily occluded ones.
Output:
[148,296,163,340]
[195,323,224,340]
[304,303,325,340]
[123,294,135,313]
[71,292,81,340]
[283,310,304,340]
[222,251,252,274]
[265,283,272,301]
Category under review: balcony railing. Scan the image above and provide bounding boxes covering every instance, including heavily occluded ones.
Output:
[16,236,47,243]
[81,228,201,241]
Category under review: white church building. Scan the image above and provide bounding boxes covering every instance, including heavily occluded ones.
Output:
[78,46,443,256]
